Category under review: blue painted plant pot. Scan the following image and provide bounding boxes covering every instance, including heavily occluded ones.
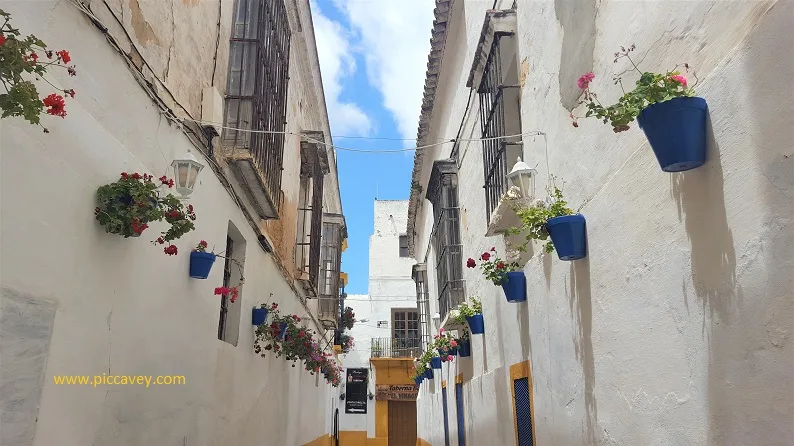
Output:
[449,346,458,356]
[430,357,442,369]
[501,271,527,303]
[425,368,434,380]
[252,307,269,326]
[547,214,588,261]
[414,377,422,385]
[458,340,471,357]
[637,96,708,172]
[278,323,288,341]
[466,314,485,334]
[189,251,216,279]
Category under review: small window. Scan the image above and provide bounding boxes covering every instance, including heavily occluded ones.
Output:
[399,235,409,257]
[218,222,246,345]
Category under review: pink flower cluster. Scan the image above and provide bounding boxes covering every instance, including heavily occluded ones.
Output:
[577,72,595,89]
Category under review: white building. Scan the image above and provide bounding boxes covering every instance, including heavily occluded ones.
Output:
[1,1,346,445]
[337,200,420,445]
[408,1,793,445]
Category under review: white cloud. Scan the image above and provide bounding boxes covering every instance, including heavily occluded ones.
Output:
[333,0,436,140]
[312,3,372,136]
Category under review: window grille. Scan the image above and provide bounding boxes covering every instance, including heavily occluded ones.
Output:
[477,31,522,222]
[223,0,291,211]
[218,236,234,341]
[412,264,431,352]
[295,134,328,296]
[426,160,465,320]
[513,377,534,446]
[318,215,344,324]
[442,386,451,446]
[456,382,466,446]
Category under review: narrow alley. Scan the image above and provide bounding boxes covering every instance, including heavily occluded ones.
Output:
[0,0,792,445]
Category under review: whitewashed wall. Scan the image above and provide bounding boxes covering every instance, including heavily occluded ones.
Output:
[414,0,793,445]
[338,200,417,436]
[0,1,340,445]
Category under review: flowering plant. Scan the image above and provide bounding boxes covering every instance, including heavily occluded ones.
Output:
[453,297,482,325]
[466,247,521,286]
[341,306,355,330]
[457,329,470,342]
[338,333,354,354]
[0,9,77,132]
[95,172,195,255]
[193,240,209,252]
[509,181,575,254]
[571,45,697,133]
[432,330,457,362]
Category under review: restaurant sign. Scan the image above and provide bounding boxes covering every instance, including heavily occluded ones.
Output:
[375,384,419,401]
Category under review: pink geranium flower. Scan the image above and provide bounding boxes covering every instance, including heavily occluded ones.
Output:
[669,74,687,87]
[577,72,595,89]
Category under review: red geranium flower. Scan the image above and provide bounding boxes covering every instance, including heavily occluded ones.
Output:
[56,50,71,64]
[0,35,6,46]
[42,94,66,117]
[481,252,491,261]
[163,244,178,256]
[466,258,476,268]
[497,262,505,269]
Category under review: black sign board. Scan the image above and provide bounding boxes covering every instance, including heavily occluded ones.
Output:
[344,368,368,414]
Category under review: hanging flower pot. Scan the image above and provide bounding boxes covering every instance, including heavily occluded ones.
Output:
[501,271,527,302]
[466,314,485,335]
[430,357,442,369]
[252,306,269,326]
[458,339,471,357]
[190,251,216,279]
[637,96,708,172]
[425,368,434,380]
[414,377,422,385]
[546,214,587,261]
[278,323,288,341]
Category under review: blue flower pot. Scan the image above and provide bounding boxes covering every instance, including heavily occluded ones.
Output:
[449,346,458,356]
[547,214,587,261]
[189,251,216,279]
[430,357,442,369]
[501,271,527,302]
[458,340,471,357]
[252,307,269,326]
[637,96,708,172]
[466,314,485,334]
[278,323,288,341]
[425,368,434,380]
[414,377,422,385]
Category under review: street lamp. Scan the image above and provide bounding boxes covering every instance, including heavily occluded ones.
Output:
[171,149,204,197]
[506,157,537,199]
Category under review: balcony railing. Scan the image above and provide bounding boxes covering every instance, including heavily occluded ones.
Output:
[370,337,422,359]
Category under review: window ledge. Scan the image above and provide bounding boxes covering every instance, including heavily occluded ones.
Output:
[228,156,280,220]
[486,194,534,237]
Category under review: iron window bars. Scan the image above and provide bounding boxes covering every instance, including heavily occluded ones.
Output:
[426,159,465,320]
[412,263,432,353]
[296,133,329,297]
[319,214,345,325]
[477,31,522,222]
[217,236,234,341]
[223,0,291,213]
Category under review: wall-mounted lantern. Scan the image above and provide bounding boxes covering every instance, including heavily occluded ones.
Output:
[171,149,205,197]
[506,157,537,199]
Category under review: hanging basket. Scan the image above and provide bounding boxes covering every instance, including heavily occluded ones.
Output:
[458,339,471,357]
[466,314,485,335]
[430,357,442,369]
[547,214,588,261]
[637,96,708,172]
[501,271,527,303]
[252,307,269,326]
[189,252,216,279]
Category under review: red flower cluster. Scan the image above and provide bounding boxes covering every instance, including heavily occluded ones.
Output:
[466,258,476,268]
[130,218,149,235]
[158,175,175,188]
[0,34,6,46]
[120,172,154,181]
[163,244,178,256]
[56,50,71,64]
[42,94,66,117]
[215,286,240,303]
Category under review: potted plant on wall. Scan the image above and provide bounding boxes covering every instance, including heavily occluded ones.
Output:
[455,297,484,335]
[467,247,525,302]
[456,330,471,357]
[341,306,355,330]
[252,302,278,326]
[95,172,196,256]
[511,181,587,261]
[338,333,354,354]
[189,240,215,278]
[434,329,457,361]
[572,45,706,172]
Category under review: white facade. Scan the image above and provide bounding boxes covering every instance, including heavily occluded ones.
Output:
[0,1,343,445]
[338,200,416,436]
[411,1,793,445]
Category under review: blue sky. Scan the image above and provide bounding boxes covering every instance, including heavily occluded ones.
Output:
[311,0,435,294]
